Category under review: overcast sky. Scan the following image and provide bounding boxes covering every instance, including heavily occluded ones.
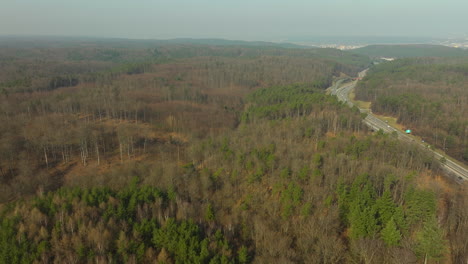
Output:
[1,0,467,41]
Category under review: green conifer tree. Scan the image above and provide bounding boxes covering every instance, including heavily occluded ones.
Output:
[375,190,396,227]
[392,206,409,235]
[238,246,249,264]
[381,217,401,246]
[414,217,447,263]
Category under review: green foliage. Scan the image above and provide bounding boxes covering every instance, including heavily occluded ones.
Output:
[0,218,36,263]
[324,195,333,207]
[337,173,424,244]
[345,137,371,159]
[134,219,159,245]
[414,217,447,262]
[312,153,324,169]
[404,188,436,226]
[220,137,235,160]
[242,83,343,122]
[280,182,304,218]
[312,168,323,179]
[111,184,166,222]
[153,219,207,263]
[182,163,197,175]
[300,202,313,217]
[375,190,396,226]
[317,140,326,150]
[83,187,114,206]
[238,246,249,264]
[0,78,31,90]
[280,167,292,179]
[349,206,378,239]
[297,166,310,181]
[381,217,402,246]
[153,219,236,264]
[247,167,264,183]
[281,182,304,206]
[0,184,243,263]
[392,206,409,235]
[205,204,216,222]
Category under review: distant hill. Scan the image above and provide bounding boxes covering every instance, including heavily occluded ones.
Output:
[159,38,309,49]
[0,36,308,49]
[0,36,370,70]
[351,44,468,58]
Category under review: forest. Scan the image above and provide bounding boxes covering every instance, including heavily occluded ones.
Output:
[355,57,468,164]
[0,38,466,263]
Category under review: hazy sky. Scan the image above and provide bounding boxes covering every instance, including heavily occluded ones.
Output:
[1,0,467,41]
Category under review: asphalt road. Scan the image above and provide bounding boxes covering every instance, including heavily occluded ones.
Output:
[330,71,468,183]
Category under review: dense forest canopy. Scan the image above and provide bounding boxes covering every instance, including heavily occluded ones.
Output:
[0,39,466,263]
[355,58,468,164]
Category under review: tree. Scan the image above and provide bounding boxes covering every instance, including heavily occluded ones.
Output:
[414,217,447,263]
[405,188,436,225]
[349,206,378,239]
[313,153,324,169]
[380,217,401,246]
[347,174,378,238]
[238,245,249,264]
[205,203,215,222]
[375,190,396,226]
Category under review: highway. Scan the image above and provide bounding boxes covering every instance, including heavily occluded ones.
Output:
[330,70,468,183]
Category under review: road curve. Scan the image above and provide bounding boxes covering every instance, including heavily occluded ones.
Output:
[331,70,468,183]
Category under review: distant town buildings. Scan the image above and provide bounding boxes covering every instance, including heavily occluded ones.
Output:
[292,37,468,50]
[315,44,365,50]
[439,37,468,49]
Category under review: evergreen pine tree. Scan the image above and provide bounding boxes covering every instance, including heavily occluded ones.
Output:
[381,217,401,246]
[392,206,408,235]
[375,190,396,227]
[238,245,249,264]
[415,217,447,263]
[405,188,436,225]
[348,174,378,238]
